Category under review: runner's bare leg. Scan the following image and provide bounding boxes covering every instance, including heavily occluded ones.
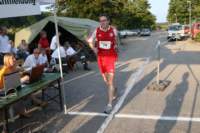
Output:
[107,73,115,105]
[102,73,108,85]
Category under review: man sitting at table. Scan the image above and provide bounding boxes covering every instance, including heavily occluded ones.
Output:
[65,42,91,71]
[51,44,68,73]
[23,48,41,69]
[39,48,48,66]
[51,44,66,60]
[39,48,56,72]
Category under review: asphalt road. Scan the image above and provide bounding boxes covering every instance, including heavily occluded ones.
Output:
[7,31,200,133]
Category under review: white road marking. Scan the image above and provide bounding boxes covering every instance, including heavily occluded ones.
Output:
[126,37,149,41]
[62,71,95,84]
[68,111,108,117]
[63,60,132,84]
[68,111,200,122]
[97,57,150,133]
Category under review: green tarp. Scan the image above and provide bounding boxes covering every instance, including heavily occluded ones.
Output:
[15,16,99,46]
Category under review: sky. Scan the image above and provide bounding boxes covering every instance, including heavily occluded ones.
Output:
[148,0,170,23]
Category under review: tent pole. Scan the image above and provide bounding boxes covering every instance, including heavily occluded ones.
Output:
[53,4,67,114]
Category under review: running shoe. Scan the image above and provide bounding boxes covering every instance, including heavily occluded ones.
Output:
[104,105,112,114]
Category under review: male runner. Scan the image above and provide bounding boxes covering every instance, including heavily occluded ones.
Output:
[88,14,118,114]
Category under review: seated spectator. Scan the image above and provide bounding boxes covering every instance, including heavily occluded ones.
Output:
[18,40,28,51]
[22,49,48,107]
[66,42,77,56]
[65,42,91,71]
[0,54,28,90]
[64,42,77,70]
[0,26,11,65]
[9,40,18,55]
[0,54,31,123]
[51,45,66,60]
[51,45,68,73]
[39,48,48,66]
[17,39,29,60]
[50,32,61,51]
[38,31,51,62]
[76,42,91,71]
[23,48,40,69]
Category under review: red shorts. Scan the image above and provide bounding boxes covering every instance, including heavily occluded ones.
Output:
[97,54,117,74]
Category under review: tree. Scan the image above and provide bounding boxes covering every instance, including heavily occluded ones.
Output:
[168,0,200,24]
[58,0,156,29]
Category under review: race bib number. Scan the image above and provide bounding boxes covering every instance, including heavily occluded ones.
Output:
[99,41,111,49]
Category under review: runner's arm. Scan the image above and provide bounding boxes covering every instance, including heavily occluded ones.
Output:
[113,28,119,52]
[88,29,97,54]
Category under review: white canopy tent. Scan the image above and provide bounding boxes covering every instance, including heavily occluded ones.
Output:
[0,0,67,113]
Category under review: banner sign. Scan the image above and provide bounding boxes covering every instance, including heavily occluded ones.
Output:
[38,0,55,4]
[0,0,41,18]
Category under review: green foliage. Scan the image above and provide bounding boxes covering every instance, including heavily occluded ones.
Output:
[0,0,156,32]
[168,0,200,24]
[58,0,156,30]
[194,32,200,42]
[0,13,49,30]
[0,13,50,39]
[157,23,169,30]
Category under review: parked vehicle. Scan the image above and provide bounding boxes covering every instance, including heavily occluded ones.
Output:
[119,30,127,38]
[125,30,137,36]
[132,29,140,36]
[140,28,151,36]
[191,22,200,39]
[119,29,138,38]
[167,23,185,40]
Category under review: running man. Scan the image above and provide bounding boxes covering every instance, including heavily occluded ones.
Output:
[88,14,118,114]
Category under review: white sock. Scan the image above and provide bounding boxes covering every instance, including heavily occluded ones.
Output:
[107,104,112,107]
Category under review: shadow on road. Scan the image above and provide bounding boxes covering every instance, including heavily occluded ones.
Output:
[186,65,199,133]
[154,72,189,133]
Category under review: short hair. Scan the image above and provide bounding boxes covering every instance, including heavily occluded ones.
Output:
[99,14,110,21]
[33,48,40,54]
[40,30,46,36]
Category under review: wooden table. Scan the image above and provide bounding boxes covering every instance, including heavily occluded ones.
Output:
[0,73,63,133]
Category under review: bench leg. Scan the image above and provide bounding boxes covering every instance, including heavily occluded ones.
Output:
[42,89,45,101]
[4,107,9,133]
[57,79,63,111]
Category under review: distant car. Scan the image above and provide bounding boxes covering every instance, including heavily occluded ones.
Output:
[140,28,151,36]
[136,29,141,35]
[131,29,140,36]
[125,30,137,36]
[119,30,127,38]
[167,23,186,40]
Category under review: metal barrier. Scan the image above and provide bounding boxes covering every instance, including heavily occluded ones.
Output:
[148,38,172,91]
